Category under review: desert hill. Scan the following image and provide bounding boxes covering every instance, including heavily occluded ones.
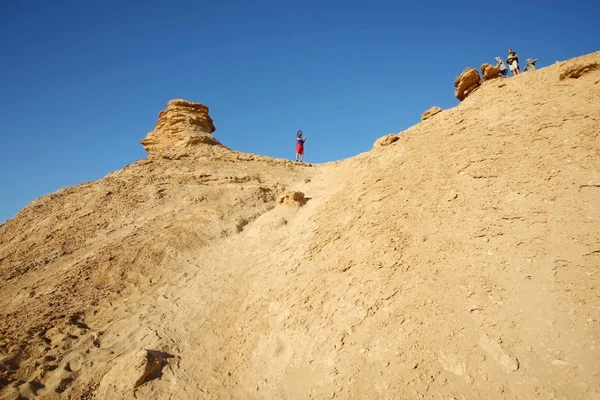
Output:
[1,51,599,399]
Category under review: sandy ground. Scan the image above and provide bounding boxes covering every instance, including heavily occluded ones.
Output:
[1,51,599,399]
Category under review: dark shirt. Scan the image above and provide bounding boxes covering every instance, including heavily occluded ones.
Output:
[507,52,519,65]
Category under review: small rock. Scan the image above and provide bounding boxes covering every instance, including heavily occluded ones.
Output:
[276,191,306,207]
[19,380,45,397]
[446,190,458,202]
[134,350,175,390]
[551,359,569,367]
[438,350,466,376]
[373,133,399,148]
[478,333,519,373]
[360,348,366,354]
[421,106,443,121]
[465,374,474,385]
[92,333,101,348]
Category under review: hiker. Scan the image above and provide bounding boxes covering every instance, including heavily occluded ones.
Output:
[295,130,307,162]
[495,57,509,78]
[524,58,538,72]
[506,48,520,75]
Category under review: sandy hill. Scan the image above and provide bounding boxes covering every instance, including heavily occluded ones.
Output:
[1,52,599,400]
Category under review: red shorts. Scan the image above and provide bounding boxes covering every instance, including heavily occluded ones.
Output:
[296,144,304,154]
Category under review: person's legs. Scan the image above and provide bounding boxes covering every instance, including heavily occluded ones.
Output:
[296,144,304,162]
[510,61,520,75]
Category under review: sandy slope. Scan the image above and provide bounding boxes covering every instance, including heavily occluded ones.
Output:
[1,51,600,399]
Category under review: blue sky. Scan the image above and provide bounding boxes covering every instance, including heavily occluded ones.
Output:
[1,0,598,223]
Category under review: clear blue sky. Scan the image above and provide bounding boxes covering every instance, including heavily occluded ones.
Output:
[1,1,598,223]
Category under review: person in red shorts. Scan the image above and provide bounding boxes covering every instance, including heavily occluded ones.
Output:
[295,130,307,162]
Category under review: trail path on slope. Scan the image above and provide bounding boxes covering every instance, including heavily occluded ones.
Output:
[32,164,343,399]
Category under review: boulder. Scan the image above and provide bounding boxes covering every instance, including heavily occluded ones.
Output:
[141,99,222,157]
[276,191,307,207]
[421,106,442,121]
[373,133,399,148]
[454,68,481,101]
[480,63,501,80]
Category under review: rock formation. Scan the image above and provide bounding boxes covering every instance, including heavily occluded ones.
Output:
[141,99,222,158]
[276,191,307,207]
[559,60,600,80]
[480,63,501,80]
[421,106,442,121]
[373,133,399,148]
[454,67,481,101]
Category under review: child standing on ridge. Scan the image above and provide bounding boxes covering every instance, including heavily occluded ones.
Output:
[295,130,307,163]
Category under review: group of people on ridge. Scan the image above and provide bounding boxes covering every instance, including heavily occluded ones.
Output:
[495,48,538,78]
[293,49,540,162]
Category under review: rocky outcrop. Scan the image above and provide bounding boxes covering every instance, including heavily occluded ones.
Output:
[480,63,501,80]
[141,99,222,157]
[421,106,442,121]
[559,61,599,80]
[454,68,481,101]
[276,191,307,207]
[373,133,399,148]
